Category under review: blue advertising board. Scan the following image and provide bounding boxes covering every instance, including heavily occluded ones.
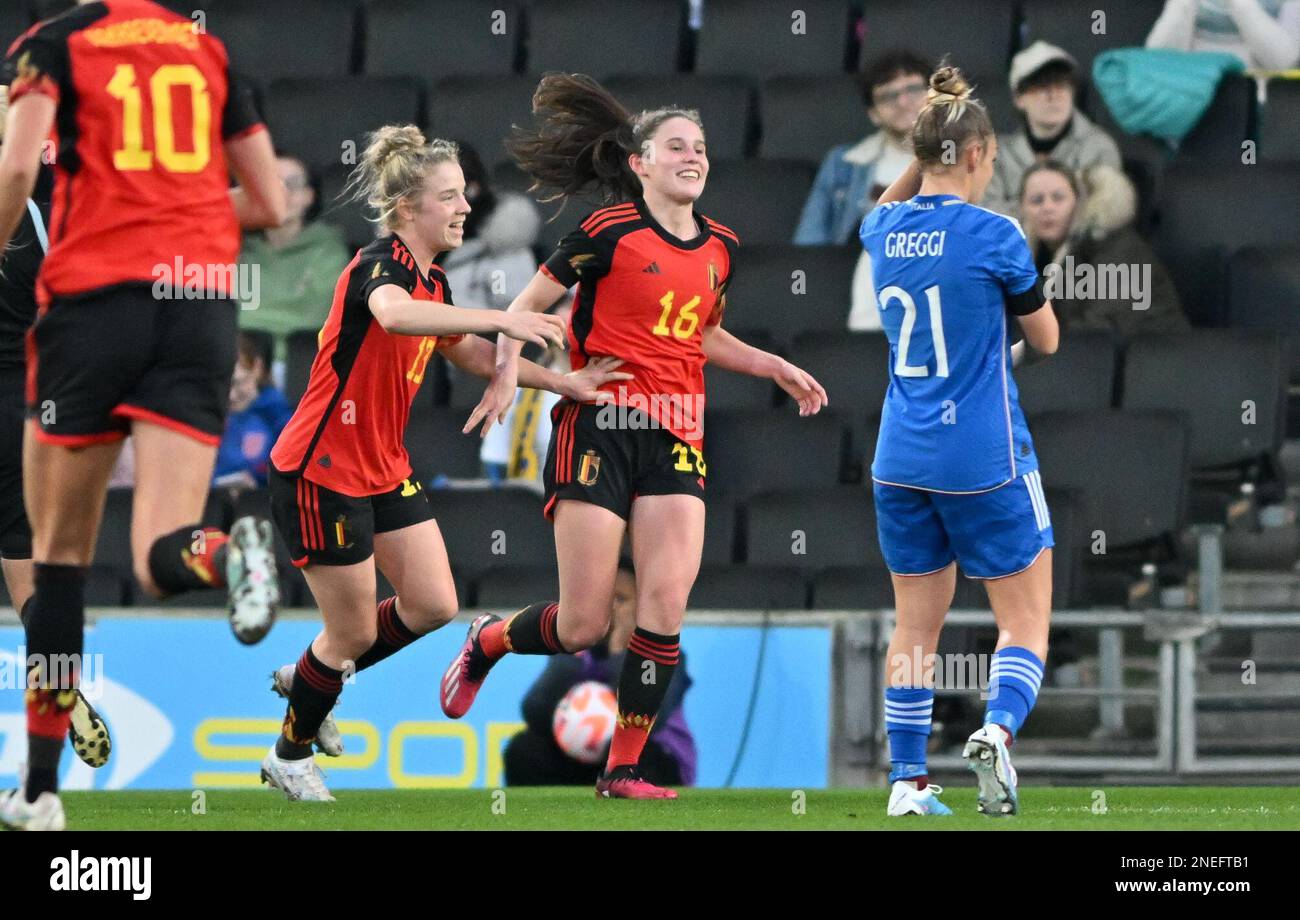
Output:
[0,616,830,790]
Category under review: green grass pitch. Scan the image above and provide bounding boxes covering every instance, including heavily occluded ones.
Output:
[57,786,1300,830]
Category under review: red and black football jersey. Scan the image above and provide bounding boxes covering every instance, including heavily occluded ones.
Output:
[541,198,739,448]
[271,234,464,497]
[3,0,264,304]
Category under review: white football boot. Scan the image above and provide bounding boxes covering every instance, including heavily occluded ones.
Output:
[226,517,280,645]
[271,664,343,757]
[963,724,1019,816]
[69,689,112,768]
[0,770,66,832]
[886,780,953,817]
[260,747,336,802]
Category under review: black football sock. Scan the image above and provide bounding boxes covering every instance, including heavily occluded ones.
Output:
[24,564,87,801]
[354,596,421,672]
[479,601,564,659]
[606,628,680,773]
[146,524,230,594]
[276,646,344,760]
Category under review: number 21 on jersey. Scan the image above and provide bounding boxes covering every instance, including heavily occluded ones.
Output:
[880,284,949,378]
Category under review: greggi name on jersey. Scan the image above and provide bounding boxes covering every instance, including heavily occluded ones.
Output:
[884,230,948,259]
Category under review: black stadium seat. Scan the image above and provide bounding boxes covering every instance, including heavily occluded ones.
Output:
[284,329,319,409]
[746,486,884,570]
[696,0,853,78]
[725,245,857,344]
[1153,162,1300,326]
[427,486,554,577]
[696,160,816,246]
[526,0,683,77]
[0,6,30,52]
[1121,331,1287,469]
[788,330,889,456]
[858,0,1016,79]
[1032,409,1189,550]
[1016,329,1117,415]
[1226,246,1300,383]
[207,0,356,82]
[318,161,378,253]
[602,74,754,161]
[263,77,422,174]
[809,566,894,609]
[689,565,808,609]
[705,410,847,496]
[364,0,522,81]
[702,491,740,564]
[1020,0,1165,76]
[406,407,486,481]
[1177,74,1256,162]
[426,76,539,169]
[472,565,558,610]
[758,75,865,161]
[704,358,778,411]
[1261,78,1300,162]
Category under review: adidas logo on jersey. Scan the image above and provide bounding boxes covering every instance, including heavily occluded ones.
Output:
[642,261,662,274]
[318,455,332,468]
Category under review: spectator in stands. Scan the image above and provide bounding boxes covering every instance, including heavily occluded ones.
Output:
[982,42,1122,219]
[793,49,931,246]
[238,155,350,369]
[503,558,696,787]
[439,142,541,309]
[213,333,293,490]
[1147,0,1300,70]
[1020,161,1189,339]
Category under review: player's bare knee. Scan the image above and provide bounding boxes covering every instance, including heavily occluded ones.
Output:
[398,593,457,633]
[326,622,377,662]
[560,613,609,652]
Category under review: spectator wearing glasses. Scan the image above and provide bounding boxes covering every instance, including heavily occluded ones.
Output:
[793,49,931,246]
[238,155,351,370]
[982,42,1121,219]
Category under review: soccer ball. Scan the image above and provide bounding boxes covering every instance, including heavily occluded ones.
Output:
[552,680,617,764]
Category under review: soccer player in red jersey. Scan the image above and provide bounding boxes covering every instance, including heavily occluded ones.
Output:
[259,125,631,800]
[0,0,286,830]
[439,74,829,799]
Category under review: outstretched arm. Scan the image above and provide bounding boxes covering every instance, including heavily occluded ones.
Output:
[702,325,828,416]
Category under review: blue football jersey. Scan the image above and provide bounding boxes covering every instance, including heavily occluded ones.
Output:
[860,193,1046,492]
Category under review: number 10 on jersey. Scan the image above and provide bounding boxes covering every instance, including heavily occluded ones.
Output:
[879,284,949,378]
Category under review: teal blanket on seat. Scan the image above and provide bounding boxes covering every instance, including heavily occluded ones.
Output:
[1092,48,1245,142]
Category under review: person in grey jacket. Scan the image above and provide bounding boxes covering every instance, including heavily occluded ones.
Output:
[983,41,1122,219]
[793,49,930,246]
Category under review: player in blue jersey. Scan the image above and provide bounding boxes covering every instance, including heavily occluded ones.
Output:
[860,65,1060,818]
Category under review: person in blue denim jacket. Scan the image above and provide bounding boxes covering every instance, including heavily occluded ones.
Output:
[793,50,931,246]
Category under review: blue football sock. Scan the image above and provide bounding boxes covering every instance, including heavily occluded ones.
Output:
[885,686,933,782]
[985,646,1044,737]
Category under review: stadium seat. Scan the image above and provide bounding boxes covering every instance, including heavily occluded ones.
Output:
[284,330,319,409]
[1225,246,1300,383]
[406,407,487,481]
[318,161,381,253]
[705,410,847,496]
[426,76,540,169]
[206,0,357,81]
[1152,162,1300,326]
[0,6,30,52]
[1121,331,1286,469]
[426,486,554,577]
[1176,74,1256,162]
[695,0,853,78]
[967,73,1018,136]
[526,0,684,77]
[93,489,135,573]
[602,74,754,160]
[229,487,309,607]
[858,0,1015,79]
[746,486,884,570]
[1020,0,1165,76]
[364,0,522,80]
[1016,330,1117,415]
[689,565,808,609]
[724,245,857,345]
[263,77,423,175]
[788,331,889,457]
[696,160,816,247]
[472,565,558,610]
[809,566,894,609]
[446,364,489,411]
[1032,409,1189,550]
[757,76,865,162]
[702,491,740,564]
[1261,78,1300,162]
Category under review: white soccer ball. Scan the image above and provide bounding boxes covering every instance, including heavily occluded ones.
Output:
[552,680,617,764]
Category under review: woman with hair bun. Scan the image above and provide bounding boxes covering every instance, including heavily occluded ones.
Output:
[260,125,631,801]
[860,65,1061,819]
[437,74,828,800]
